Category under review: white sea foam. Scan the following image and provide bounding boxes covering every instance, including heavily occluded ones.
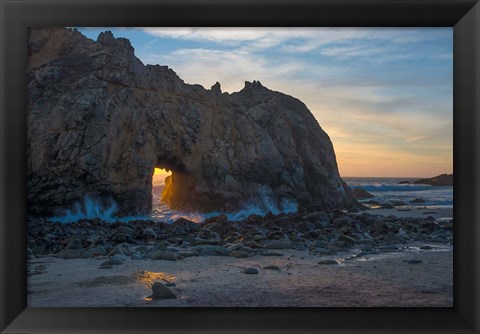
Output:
[50,190,298,224]
[344,177,453,208]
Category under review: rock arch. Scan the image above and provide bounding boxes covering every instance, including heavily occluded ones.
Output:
[26,28,355,217]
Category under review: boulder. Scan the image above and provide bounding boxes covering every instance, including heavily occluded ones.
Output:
[152,282,176,299]
[414,174,453,186]
[194,245,229,256]
[264,238,292,250]
[244,268,259,275]
[149,250,177,261]
[352,187,374,199]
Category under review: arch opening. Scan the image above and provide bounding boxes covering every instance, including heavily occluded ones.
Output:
[152,167,172,208]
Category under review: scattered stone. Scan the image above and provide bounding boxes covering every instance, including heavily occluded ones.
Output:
[303,211,330,224]
[352,187,374,199]
[152,282,177,300]
[57,249,86,259]
[100,259,123,266]
[337,235,356,245]
[98,265,113,269]
[142,228,157,239]
[262,252,285,257]
[89,246,107,256]
[65,239,83,250]
[195,245,229,256]
[131,252,144,260]
[264,239,292,250]
[177,251,198,258]
[230,250,249,258]
[226,243,244,252]
[194,238,220,245]
[111,254,129,261]
[171,218,200,233]
[149,250,177,261]
[406,259,423,264]
[332,217,351,228]
[263,265,280,270]
[410,198,426,204]
[318,259,339,265]
[109,244,134,256]
[244,268,259,275]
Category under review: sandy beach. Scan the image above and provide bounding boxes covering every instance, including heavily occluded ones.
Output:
[27,202,454,308]
[28,242,452,307]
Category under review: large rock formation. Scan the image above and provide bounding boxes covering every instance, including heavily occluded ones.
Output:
[27,27,355,216]
[414,174,453,186]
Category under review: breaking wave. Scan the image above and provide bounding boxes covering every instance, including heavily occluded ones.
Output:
[49,195,119,223]
[49,190,298,224]
[354,184,435,192]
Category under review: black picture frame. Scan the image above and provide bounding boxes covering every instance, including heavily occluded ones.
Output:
[1,0,479,333]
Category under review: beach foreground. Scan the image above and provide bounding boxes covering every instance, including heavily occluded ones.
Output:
[27,207,453,307]
[28,245,452,307]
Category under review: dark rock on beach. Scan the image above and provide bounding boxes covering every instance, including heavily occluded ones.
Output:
[410,198,426,204]
[152,282,177,300]
[244,268,259,275]
[318,259,339,265]
[27,207,454,264]
[352,187,374,199]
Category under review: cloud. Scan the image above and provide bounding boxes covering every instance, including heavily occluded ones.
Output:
[143,48,306,93]
[136,27,452,177]
[141,27,451,54]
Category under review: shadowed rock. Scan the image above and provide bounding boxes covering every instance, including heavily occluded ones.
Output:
[152,282,176,299]
[27,27,356,216]
[414,174,453,186]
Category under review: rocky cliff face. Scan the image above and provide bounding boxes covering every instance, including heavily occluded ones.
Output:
[27,27,355,216]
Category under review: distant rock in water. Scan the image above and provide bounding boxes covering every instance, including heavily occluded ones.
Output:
[26,27,356,216]
[398,181,411,184]
[352,187,374,199]
[414,174,453,187]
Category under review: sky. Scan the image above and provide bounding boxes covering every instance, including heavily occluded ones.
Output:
[78,27,453,178]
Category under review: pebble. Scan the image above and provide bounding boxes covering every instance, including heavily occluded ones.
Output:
[262,252,284,257]
[112,254,129,261]
[318,259,339,265]
[131,252,144,260]
[263,265,280,270]
[244,268,259,274]
[65,239,83,250]
[99,265,113,269]
[100,259,123,266]
[194,245,229,256]
[149,250,177,261]
[152,282,177,299]
[407,259,423,264]
[226,243,244,252]
[264,239,292,250]
[230,250,249,258]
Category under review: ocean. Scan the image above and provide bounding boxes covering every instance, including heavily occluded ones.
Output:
[49,177,453,224]
[343,177,453,209]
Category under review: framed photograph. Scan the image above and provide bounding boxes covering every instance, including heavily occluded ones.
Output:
[1,0,479,333]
